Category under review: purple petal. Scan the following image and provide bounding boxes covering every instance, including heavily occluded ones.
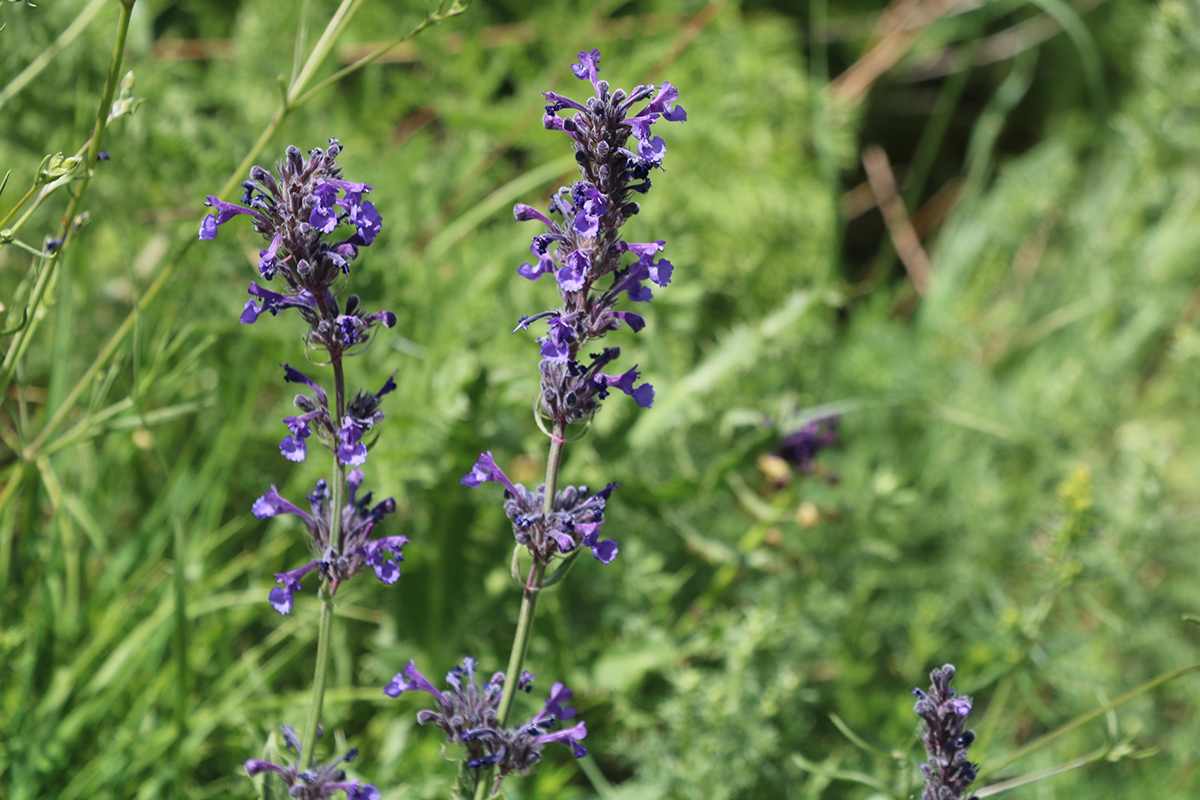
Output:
[384,660,446,702]
[460,452,522,497]
[350,200,382,244]
[346,784,380,800]
[240,299,267,324]
[638,136,666,163]
[617,240,665,257]
[590,538,619,564]
[202,196,261,233]
[268,585,294,615]
[258,232,282,279]
[648,257,673,287]
[557,249,589,292]
[244,759,287,777]
[611,311,645,332]
[252,487,314,523]
[534,720,588,757]
[199,214,217,240]
[310,183,340,233]
[338,421,367,466]
[540,682,577,721]
[571,49,601,84]
[573,209,600,238]
[606,366,655,408]
[514,203,555,226]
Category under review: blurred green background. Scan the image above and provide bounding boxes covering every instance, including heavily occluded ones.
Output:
[3,0,1200,797]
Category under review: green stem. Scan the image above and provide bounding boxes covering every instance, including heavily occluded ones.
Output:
[0,0,133,405]
[471,420,566,800]
[300,589,335,768]
[298,343,346,768]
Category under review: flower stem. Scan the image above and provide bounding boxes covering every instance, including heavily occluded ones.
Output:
[300,586,334,768]
[496,418,564,726]
[470,420,566,800]
[299,352,347,769]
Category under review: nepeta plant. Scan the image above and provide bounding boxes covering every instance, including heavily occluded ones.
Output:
[912,664,979,800]
[201,139,401,795]
[202,47,684,799]
[402,48,685,798]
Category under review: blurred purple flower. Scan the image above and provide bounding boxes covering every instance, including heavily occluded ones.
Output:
[245,724,378,800]
[912,664,979,800]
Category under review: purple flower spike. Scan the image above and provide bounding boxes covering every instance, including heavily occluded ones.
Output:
[201,140,387,355]
[912,664,980,800]
[510,54,683,428]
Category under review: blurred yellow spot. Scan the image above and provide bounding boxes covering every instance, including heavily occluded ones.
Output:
[795,501,820,528]
[757,452,791,484]
[132,429,154,450]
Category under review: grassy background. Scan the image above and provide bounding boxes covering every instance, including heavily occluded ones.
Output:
[3,0,1200,798]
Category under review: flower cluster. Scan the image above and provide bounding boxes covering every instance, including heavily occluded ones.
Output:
[280,365,396,466]
[513,49,685,424]
[912,664,979,800]
[385,657,587,791]
[462,452,620,564]
[200,138,395,353]
[253,468,407,614]
[246,725,378,800]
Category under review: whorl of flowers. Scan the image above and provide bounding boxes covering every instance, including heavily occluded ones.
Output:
[252,468,406,615]
[462,452,620,564]
[245,725,379,800]
[512,49,686,424]
[912,664,979,800]
[385,657,587,793]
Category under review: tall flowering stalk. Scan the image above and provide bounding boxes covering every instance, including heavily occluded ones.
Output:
[201,139,403,793]
[912,664,980,800]
[445,49,685,797]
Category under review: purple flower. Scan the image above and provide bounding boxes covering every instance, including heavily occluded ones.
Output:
[912,664,979,800]
[245,725,378,800]
[386,657,587,784]
[605,365,654,409]
[252,469,405,613]
[199,195,263,241]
